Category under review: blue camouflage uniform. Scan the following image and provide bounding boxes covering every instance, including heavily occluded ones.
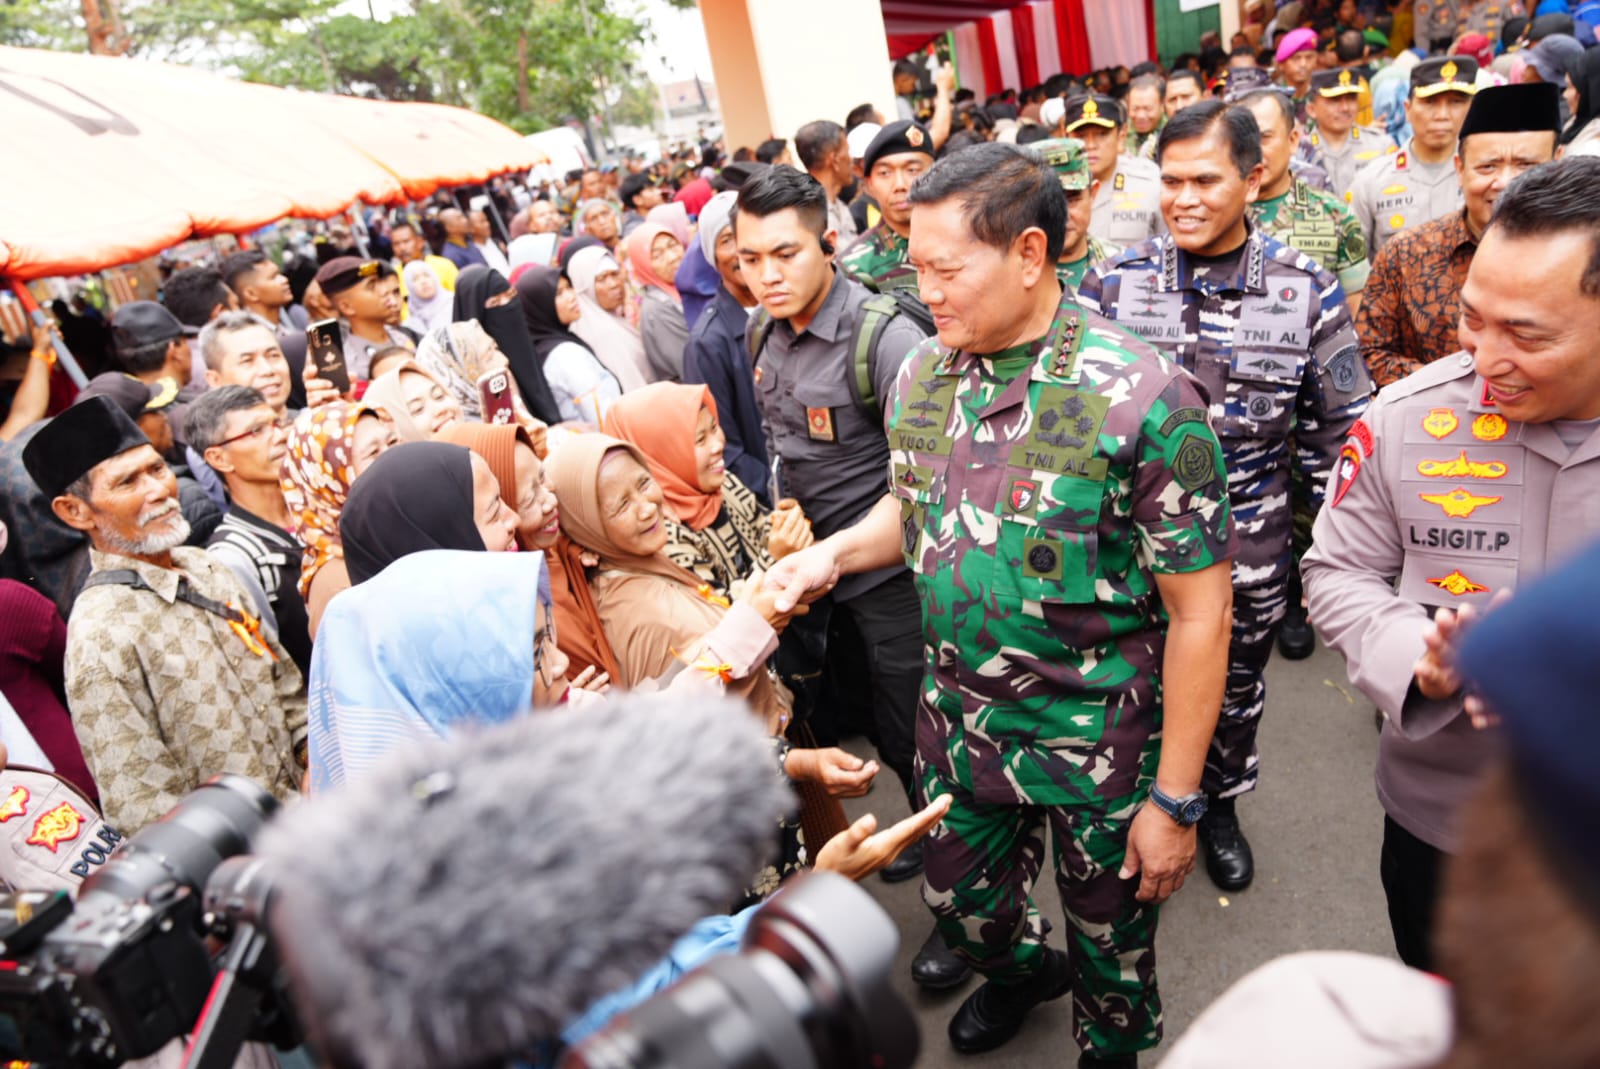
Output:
[1078,228,1372,796]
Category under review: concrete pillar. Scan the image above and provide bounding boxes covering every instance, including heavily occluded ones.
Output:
[698,0,899,154]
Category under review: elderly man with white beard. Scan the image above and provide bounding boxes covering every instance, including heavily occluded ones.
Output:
[22,396,306,834]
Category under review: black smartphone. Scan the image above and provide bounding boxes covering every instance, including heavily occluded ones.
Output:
[306,318,351,393]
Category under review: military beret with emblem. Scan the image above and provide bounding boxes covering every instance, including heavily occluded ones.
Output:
[1030,137,1091,191]
[861,120,935,172]
[1063,93,1124,132]
[1411,55,1479,98]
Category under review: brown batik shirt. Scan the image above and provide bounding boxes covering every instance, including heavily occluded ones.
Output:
[1356,209,1478,389]
[64,548,306,833]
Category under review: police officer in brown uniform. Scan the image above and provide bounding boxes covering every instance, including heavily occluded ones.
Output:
[1304,157,1600,971]
[1306,68,1399,200]
[1348,57,1477,260]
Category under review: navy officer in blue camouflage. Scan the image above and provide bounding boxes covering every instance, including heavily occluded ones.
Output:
[1079,99,1371,892]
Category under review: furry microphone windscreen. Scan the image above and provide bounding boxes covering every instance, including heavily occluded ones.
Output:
[256,693,792,1069]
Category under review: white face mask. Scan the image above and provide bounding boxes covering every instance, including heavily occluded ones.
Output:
[0,519,7,556]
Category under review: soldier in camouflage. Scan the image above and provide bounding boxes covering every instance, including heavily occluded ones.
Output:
[1236,90,1370,308]
[1080,101,1372,893]
[839,120,934,292]
[766,142,1236,1069]
[1224,67,1336,195]
[1235,86,1371,661]
[1033,137,1122,294]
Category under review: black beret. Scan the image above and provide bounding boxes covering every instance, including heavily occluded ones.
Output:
[1458,82,1562,141]
[862,120,935,172]
[22,395,152,499]
[714,160,772,192]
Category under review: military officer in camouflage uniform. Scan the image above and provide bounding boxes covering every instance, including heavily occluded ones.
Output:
[839,120,934,292]
[1349,57,1477,260]
[1237,89,1371,306]
[766,142,1236,1069]
[1080,101,1372,893]
[1306,68,1400,201]
[1068,94,1166,248]
[1225,67,1336,194]
[1034,137,1122,294]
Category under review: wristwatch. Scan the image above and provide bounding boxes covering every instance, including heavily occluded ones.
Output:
[1148,784,1208,827]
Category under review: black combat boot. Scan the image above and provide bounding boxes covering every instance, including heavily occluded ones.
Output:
[910,926,973,990]
[881,838,924,883]
[947,947,1072,1053]
[1277,570,1315,660]
[1198,794,1254,891]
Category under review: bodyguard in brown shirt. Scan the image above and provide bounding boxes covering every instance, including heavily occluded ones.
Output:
[1304,157,1600,971]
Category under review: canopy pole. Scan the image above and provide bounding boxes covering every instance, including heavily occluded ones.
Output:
[7,279,89,388]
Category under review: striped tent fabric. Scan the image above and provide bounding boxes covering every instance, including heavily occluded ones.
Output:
[884,0,1155,95]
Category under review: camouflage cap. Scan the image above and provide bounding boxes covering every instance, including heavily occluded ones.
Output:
[1031,137,1091,191]
[1311,67,1364,97]
[1063,93,1124,131]
[1412,55,1480,98]
[1222,66,1279,101]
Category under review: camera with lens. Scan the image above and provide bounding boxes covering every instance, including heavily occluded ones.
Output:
[561,872,918,1069]
[0,775,293,1067]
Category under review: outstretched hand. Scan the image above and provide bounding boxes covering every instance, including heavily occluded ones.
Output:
[784,747,878,797]
[815,795,953,882]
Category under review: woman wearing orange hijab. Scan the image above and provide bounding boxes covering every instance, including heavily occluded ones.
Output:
[602,382,813,600]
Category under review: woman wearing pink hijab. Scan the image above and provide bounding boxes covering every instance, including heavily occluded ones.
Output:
[627,222,690,382]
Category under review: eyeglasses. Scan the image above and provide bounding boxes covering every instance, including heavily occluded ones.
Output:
[216,416,289,448]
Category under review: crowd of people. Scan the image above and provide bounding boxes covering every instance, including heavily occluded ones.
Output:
[2,0,1600,1064]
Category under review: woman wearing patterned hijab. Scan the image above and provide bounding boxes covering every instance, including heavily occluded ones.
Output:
[279,400,399,634]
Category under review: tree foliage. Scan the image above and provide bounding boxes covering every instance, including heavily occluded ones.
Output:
[0,0,694,138]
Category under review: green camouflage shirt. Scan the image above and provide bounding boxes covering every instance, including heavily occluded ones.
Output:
[886,290,1236,806]
[839,222,917,291]
[1250,177,1370,297]
[1056,236,1122,295]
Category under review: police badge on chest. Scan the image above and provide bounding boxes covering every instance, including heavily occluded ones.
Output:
[806,406,836,442]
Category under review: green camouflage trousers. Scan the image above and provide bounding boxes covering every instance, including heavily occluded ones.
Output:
[920,759,1163,1055]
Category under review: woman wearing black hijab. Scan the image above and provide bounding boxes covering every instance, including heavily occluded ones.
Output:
[339,441,519,585]
[451,265,562,425]
[513,265,622,425]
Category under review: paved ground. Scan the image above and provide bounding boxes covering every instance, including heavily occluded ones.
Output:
[840,638,1394,1068]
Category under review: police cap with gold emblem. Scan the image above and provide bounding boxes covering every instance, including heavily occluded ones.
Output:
[861,120,936,172]
[1312,67,1365,97]
[1031,137,1092,191]
[1063,93,1124,132]
[1411,55,1479,98]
